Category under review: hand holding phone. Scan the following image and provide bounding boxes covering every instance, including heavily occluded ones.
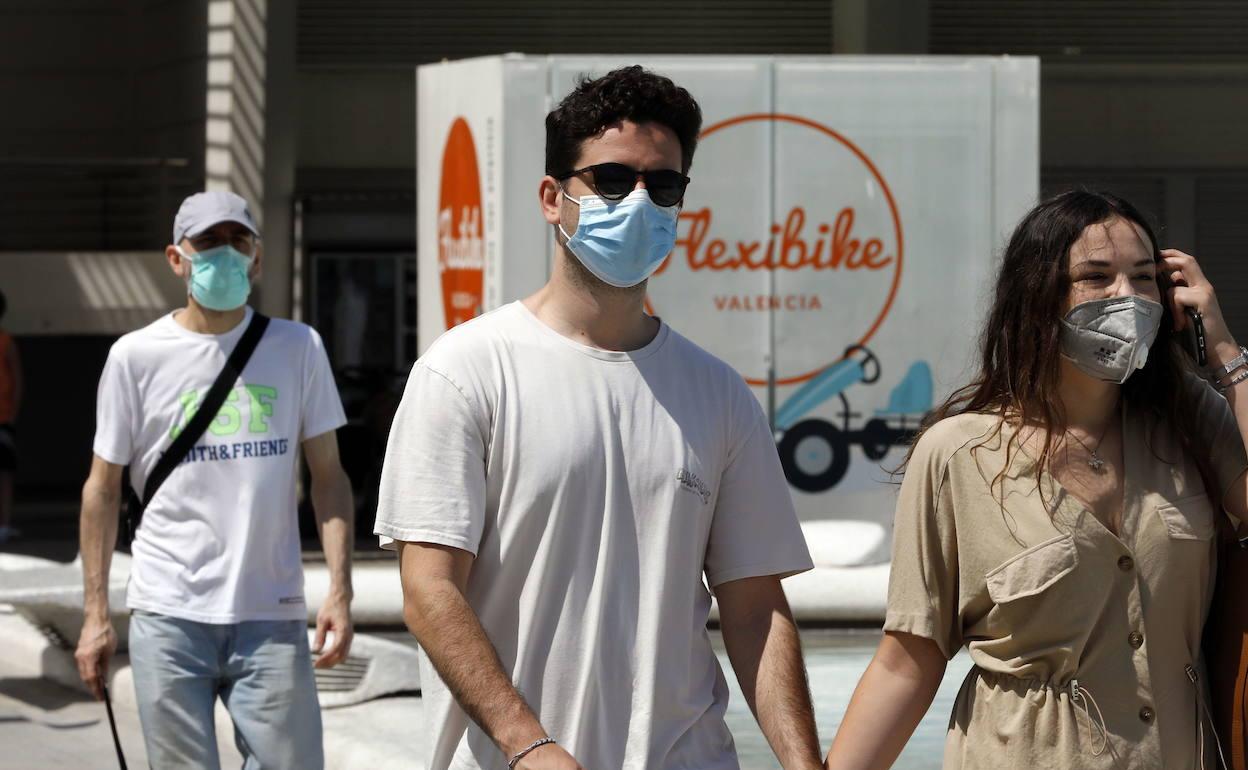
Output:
[1182,307,1207,368]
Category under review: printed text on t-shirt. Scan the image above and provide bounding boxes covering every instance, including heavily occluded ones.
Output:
[170,385,278,439]
[167,385,291,465]
[177,439,291,465]
[676,468,711,505]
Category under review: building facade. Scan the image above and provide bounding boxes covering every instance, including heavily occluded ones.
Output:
[3,0,1246,503]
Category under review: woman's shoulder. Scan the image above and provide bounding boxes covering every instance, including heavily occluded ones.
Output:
[909,412,1008,471]
[918,411,1004,449]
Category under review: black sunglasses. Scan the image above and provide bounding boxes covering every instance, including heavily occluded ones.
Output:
[557,162,690,207]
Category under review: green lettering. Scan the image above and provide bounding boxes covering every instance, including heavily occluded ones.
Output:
[245,385,277,434]
[170,390,200,440]
[210,389,243,436]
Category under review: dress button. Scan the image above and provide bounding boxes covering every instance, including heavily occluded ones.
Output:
[1128,631,1144,649]
[1139,706,1155,723]
[1118,555,1134,571]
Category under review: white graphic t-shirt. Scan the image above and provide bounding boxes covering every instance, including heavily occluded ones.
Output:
[375,302,812,770]
[93,307,347,624]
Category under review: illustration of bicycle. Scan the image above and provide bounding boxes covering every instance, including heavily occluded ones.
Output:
[775,345,933,493]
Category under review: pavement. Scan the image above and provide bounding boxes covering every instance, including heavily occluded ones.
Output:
[0,605,243,769]
[0,499,428,770]
[0,498,903,769]
[0,671,154,769]
[0,603,429,770]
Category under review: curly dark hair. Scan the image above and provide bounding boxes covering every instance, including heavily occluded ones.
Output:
[545,65,703,177]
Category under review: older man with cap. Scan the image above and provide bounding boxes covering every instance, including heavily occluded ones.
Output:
[75,190,355,769]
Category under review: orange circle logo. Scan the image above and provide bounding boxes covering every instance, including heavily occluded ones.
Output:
[649,113,904,386]
[438,117,485,329]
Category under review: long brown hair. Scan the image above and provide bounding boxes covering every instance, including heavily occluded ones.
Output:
[906,189,1212,504]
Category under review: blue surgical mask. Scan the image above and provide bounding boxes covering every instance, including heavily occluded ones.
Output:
[558,188,678,288]
[176,244,254,311]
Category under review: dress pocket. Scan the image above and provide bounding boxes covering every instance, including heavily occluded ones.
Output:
[1156,494,1216,541]
[985,533,1080,603]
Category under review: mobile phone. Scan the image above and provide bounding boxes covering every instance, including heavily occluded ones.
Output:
[1182,308,1207,367]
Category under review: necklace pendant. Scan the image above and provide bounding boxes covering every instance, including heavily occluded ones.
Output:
[1087,455,1106,472]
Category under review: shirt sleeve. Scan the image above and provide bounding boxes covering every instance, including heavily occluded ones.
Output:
[704,397,813,588]
[299,328,347,441]
[882,425,963,659]
[1183,372,1248,507]
[92,344,137,466]
[373,362,489,554]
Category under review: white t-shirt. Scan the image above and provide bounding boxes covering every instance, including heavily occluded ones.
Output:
[374,301,812,770]
[93,307,347,624]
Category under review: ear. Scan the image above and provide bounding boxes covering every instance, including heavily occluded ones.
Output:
[250,241,264,282]
[539,176,562,226]
[166,243,189,280]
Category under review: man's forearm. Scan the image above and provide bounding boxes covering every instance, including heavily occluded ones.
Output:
[407,577,548,757]
[722,593,822,770]
[753,611,822,769]
[79,480,119,619]
[311,470,354,598]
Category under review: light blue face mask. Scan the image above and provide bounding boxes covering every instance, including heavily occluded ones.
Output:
[558,188,679,288]
[176,244,254,311]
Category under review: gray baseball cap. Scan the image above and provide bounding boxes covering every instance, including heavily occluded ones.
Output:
[172,191,260,245]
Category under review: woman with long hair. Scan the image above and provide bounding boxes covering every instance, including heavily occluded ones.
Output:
[824,190,1246,769]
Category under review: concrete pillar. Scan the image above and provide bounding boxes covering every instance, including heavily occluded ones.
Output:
[834,0,930,54]
[262,1,296,321]
[203,0,296,319]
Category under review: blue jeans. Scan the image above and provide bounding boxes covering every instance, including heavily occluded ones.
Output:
[128,611,324,770]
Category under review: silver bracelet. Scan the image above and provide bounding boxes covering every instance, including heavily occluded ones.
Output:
[1214,362,1248,388]
[1211,346,1248,379]
[508,738,556,769]
[1216,368,1248,393]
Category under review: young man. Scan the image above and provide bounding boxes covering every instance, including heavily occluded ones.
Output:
[376,66,820,770]
[75,191,355,769]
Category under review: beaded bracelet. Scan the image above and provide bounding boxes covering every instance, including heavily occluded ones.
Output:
[509,738,557,769]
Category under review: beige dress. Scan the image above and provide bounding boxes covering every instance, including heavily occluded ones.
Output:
[885,376,1247,769]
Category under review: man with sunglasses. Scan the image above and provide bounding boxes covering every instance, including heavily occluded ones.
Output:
[76,191,355,768]
[377,66,819,770]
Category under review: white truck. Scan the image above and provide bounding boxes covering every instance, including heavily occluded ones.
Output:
[417,54,1039,618]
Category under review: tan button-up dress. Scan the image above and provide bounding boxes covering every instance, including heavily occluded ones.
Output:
[885,376,1247,769]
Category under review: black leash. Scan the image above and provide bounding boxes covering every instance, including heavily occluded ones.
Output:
[102,683,129,769]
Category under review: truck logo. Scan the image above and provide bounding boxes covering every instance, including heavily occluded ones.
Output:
[438,117,485,330]
[775,346,933,492]
[646,114,925,493]
[669,206,893,274]
[649,113,904,388]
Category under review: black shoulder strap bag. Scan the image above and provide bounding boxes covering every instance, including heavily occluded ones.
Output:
[106,313,268,770]
[120,312,270,545]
